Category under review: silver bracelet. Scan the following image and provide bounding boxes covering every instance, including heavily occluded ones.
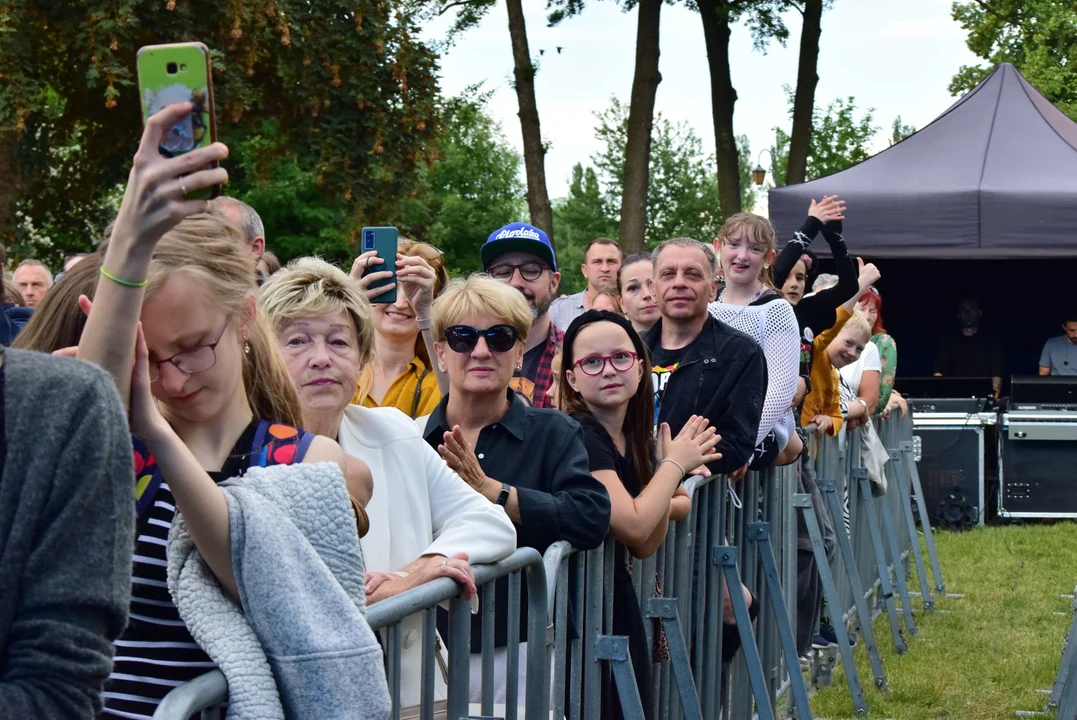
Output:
[660,458,686,477]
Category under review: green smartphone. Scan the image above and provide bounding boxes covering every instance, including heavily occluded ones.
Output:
[361,227,398,304]
[136,42,219,198]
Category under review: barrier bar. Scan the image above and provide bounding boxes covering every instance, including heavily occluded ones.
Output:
[821,477,888,690]
[889,446,935,611]
[713,545,774,720]
[747,522,813,720]
[899,440,947,594]
[854,468,908,656]
[794,492,869,716]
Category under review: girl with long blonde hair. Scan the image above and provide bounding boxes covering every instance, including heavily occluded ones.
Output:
[77,104,374,719]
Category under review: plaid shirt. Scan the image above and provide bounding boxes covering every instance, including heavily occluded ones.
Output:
[516,323,563,409]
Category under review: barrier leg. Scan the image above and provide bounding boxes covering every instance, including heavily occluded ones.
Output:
[552,559,570,720]
[747,523,814,720]
[507,571,522,720]
[481,583,496,715]
[900,440,946,594]
[713,546,775,720]
[1058,643,1077,720]
[889,448,935,611]
[421,608,437,720]
[793,494,867,716]
[820,481,888,690]
[854,470,908,656]
[445,595,471,720]
[1050,606,1077,708]
[647,598,704,720]
[583,545,605,718]
[524,563,550,720]
[877,483,918,637]
[595,636,646,720]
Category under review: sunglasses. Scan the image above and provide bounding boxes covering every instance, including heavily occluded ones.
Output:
[572,351,639,376]
[443,324,520,353]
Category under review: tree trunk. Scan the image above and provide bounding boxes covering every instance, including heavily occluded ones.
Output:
[786,0,822,186]
[698,0,741,219]
[618,0,662,253]
[505,0,555,247]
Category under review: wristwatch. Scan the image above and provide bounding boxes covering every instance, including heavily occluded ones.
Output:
[496,483,511,506]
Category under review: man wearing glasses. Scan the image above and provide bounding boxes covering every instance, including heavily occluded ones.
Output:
[480,222,563,408]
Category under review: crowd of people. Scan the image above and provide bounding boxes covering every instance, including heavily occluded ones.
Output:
[0,103,911,719]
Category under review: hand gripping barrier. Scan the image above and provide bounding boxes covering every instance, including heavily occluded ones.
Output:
[153,547,548,720]
[156,414,934,720]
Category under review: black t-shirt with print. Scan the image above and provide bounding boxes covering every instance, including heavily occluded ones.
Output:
[650,341,692,429]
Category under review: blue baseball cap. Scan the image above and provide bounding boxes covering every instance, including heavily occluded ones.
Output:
[480,222,558,272]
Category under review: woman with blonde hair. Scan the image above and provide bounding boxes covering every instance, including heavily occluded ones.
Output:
[418,274,610,705]
[351,238,450,418]
[710,212,802,471]
[260,257,516,709]
[77,105,377,718]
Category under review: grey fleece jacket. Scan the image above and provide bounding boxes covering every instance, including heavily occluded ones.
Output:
[0,349,135,717]
[169,461,391,719]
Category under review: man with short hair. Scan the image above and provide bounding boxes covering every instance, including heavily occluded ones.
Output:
[548,237,622,330]
[934,297,1004,394]
[13,259,53,309]
[210,196,266,263]
[642,237,766,477]
[481,222,563,409]
[1038,314,1077,376]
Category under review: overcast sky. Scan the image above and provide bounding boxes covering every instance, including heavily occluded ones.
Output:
[424,0,982,210]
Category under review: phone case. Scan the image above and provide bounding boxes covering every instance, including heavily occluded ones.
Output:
[361,227,398,304]
[136,42,218,198]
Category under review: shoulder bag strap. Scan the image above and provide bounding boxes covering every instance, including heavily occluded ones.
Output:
[410,368,431,418]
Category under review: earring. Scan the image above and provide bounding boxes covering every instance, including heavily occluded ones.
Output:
[763,263,770,269]
[244,342,251,355]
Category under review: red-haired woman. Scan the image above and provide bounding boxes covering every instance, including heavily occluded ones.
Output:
[855,288,899,415]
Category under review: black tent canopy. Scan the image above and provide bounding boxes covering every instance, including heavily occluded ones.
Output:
[768,63,1077,258]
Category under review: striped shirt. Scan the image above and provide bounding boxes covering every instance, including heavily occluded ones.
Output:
[103,420,309,719]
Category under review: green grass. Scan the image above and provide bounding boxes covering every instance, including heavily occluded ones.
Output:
[808,522,1077,720]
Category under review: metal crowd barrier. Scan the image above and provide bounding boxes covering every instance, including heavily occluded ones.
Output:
[153,547,549,720]
[156,413,936,720]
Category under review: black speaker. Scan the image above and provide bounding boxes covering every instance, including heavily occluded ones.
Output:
[913,426,985,529]
[1000,416,1077,518]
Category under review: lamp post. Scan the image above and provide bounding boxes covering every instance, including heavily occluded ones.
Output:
[752,148,773,186]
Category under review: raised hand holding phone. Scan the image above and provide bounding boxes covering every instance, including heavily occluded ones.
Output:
[109,102,229,261]
[80,102,227,408]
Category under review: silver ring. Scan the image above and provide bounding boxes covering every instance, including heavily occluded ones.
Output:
[441,560,448,567]
[180,178,188,196]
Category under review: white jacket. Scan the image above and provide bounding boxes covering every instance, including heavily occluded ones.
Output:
[337,405,517,705]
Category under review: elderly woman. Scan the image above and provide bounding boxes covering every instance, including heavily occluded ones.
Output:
[259,258,517,708]
[417,274,611,704]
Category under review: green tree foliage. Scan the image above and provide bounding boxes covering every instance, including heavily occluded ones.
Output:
[588,98,755,242]
[553,164,617,295]
[890,116,916,146]
[222,90,525,273]
[769,91,878,185]
[950,0,1077,121]
[0,0,440,262]
[400,89,526,276]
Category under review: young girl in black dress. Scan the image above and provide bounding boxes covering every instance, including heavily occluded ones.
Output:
[558,309,719,718]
